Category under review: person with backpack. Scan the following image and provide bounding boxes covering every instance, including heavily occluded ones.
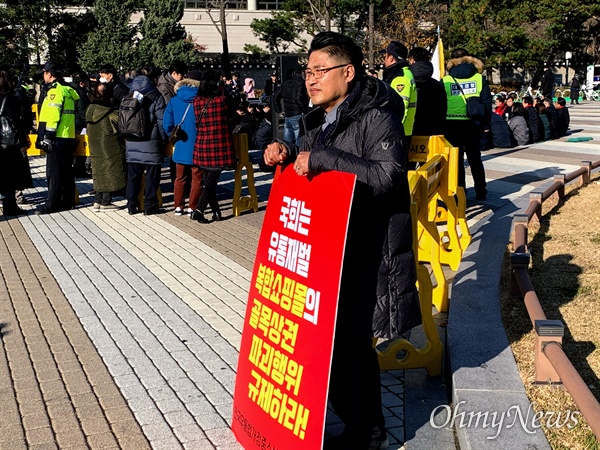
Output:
[35,62,80,215]
[120,72,167,215]
[0,70,32,216]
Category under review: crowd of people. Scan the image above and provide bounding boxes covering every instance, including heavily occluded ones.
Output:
[0,51,582,218]
[0,61,276,219]
[487,91,571,149]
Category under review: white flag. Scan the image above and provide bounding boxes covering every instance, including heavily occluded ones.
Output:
[431,37,445,81]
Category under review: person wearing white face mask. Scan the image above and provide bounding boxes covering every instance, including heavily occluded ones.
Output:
[97,64,130,106]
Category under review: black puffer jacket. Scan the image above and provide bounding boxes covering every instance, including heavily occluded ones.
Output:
[289,75,421,339]
[409,60,447,136]
[273,73,309,117]
[0,92,33,193]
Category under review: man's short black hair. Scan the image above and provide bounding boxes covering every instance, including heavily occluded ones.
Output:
[98,64,118,76]
[169,60,188,75]
[308,31,365,77]
[556,97,566,106]
[451,48,469,59]
[407,47,430,63]
[522,95,534,105]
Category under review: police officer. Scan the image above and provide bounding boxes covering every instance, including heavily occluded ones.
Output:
[381,41,417,150]
[442,48,492,201]
[35,62,80,215]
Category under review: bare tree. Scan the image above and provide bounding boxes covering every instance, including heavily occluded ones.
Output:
[207,0,231,77]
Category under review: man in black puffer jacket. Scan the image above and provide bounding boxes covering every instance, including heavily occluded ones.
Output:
[264,31,420,450]
[273,67,309,145]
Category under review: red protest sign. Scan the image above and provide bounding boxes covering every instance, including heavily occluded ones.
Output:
[232,165,356,450]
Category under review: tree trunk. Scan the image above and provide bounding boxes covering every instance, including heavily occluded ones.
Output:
[45,4,53,60]
[220,2,231,78]
[368,3,374,69]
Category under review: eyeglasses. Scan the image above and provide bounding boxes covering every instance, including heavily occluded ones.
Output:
[302,64,349,80]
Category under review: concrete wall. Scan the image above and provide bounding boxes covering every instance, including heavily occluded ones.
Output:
[130,10,310,54]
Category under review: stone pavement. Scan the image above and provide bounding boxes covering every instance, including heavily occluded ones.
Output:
[1,102,598,450]
[1,153,412,449]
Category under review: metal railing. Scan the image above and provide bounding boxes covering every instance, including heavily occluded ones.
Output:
[510,159,600,439]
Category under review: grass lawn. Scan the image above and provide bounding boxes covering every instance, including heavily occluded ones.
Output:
[500,175,600,450]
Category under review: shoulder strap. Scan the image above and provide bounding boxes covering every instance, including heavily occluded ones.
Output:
[196,96,214,126]
[178,103,192,126]
[0,96,7,115]
[451,76,467,101]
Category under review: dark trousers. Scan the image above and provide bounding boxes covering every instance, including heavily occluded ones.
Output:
[328,331,384,447]
[197,169,221,214]
[45,138,76,212]
[94,191,112,206]
[1,190,16,209]
[126,163,161,212]
[445,120,487,196]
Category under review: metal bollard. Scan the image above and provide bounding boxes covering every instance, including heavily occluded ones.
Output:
[534,319,564,384]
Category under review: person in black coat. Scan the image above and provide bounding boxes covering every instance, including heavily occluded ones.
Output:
[273,68,309,145]
[490,113,514,148]
[570,76,580,105]
[555,97,570,135]
[252,104,275,172]
[407,47,447,137]
[98,64,130,106]
[0,70,33,216]
[68,71,91,178]
[263,72,279,97]
[543,97,564,138]
[522,96,542,143]
[540,67,555,99]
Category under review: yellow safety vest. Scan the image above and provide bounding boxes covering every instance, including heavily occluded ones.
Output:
[443,73,483,121]
[390,67,417,136]
[38,81,80,138]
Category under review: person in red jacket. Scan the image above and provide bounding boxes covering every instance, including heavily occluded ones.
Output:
[190,69,235,223]
[494,94,507,117]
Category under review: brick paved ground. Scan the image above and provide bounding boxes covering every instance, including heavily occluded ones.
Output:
[5,103,595,449]
[0,151,407,450]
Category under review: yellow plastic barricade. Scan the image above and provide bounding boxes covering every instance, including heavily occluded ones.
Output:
[410,136,471,272]
[411,155,448,313]
[376,171,443,376]
[232,133,258,216]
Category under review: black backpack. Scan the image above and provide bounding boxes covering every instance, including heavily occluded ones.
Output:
[0,95,20,150]
[118,91,158,140]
